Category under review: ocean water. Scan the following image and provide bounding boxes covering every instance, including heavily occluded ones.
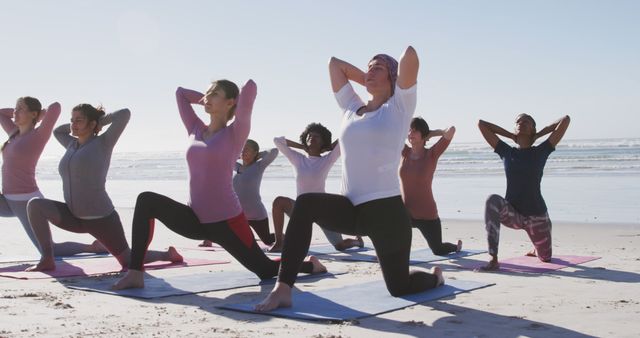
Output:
[28,138,640,224]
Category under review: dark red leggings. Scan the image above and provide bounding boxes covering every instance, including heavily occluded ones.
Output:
[278,193,439,296]
[129,192,313,278]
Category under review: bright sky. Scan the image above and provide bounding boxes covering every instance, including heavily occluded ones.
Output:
[1,0,638,156]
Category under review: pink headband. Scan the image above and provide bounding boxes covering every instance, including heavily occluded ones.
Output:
[370,54,398,95]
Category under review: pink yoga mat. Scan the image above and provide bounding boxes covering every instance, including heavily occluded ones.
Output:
[0,257,229,280]
[180,241,270,251]
[461,255,600,273]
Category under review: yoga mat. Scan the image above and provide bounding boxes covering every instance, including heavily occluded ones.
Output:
[0,257,228,280]
[0,252,110,264]
[310,244,371,255]
[461,255,601,273]
[66,270,347,299]
[219,278,494,322]
[179,241,273,252]
[266,244,373,257]
[341,248,486,264]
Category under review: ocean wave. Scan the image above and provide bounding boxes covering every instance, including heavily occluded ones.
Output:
[16,138,640,180]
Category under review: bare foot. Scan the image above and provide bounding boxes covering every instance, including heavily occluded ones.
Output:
[88,240,108,254]
[356,236,365,248]
[334,240,349,251]
[477,259,500,272]
[307,255,327,274]
[25,257,55,272]
[112,269,145,290]
[254,282,292,312]
[167,246,183,263]
[456,240,463,253]
[525,248,537,257]
[269,242,283,253]
[430,266,445,286]
[335,238,362,251]
[199,240,213,247]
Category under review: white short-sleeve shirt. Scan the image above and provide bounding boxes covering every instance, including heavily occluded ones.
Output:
[273,136,341,196]
[335,82,417,205]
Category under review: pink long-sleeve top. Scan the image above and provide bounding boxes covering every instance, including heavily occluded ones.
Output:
[176,80,257,223]
[1,103,61,195]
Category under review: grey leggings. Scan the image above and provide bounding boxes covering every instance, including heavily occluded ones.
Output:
[1,195,96,256]
[27,198,128,257]
[0,195,41,253]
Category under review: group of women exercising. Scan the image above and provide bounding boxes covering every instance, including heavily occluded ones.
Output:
[1,46,570,312]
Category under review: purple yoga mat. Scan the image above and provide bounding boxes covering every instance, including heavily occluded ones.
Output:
[462,255,600,273]
[0,257,229,280]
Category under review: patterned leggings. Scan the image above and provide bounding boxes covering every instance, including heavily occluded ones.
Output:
[485,194,552,261]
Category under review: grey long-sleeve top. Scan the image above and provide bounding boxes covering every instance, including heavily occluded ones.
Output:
[232,148,279,220]
[54,108,130,218]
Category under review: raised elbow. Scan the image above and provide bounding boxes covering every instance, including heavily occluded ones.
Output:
[328,56,340,69]
[119,108,132,121]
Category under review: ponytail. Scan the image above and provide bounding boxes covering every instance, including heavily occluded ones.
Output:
[2,96,42,152]
[73,104,106,135]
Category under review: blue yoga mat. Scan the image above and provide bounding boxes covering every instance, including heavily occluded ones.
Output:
[65,270,347,299]
[219,278,494,321]
[340,249,486,264]
[266,244,372,257]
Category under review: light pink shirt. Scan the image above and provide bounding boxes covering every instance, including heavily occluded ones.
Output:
[1,104,61,195]
[273,136,340,196]
[176,81,257,223]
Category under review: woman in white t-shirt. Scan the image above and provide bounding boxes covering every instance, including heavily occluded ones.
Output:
[256,46,444,312]
[270,122,363,252]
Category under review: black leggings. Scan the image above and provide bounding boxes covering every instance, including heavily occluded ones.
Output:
[129,192,313,279]
[412,218,457,255]
[279,193,438,296]
[248,218,275,245]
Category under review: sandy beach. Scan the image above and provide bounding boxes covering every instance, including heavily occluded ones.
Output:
[0,208,638,338]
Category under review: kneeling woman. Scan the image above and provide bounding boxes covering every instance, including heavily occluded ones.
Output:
[1,98,96,256]
[257,47,443,312]
[27,105,180,271]
[114,79,324,289]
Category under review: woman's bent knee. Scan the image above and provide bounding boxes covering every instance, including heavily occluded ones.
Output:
[386,284,409,297]
[485,194,503,207]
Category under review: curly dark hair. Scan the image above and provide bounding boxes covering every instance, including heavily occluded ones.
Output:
[299,122,332,149]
